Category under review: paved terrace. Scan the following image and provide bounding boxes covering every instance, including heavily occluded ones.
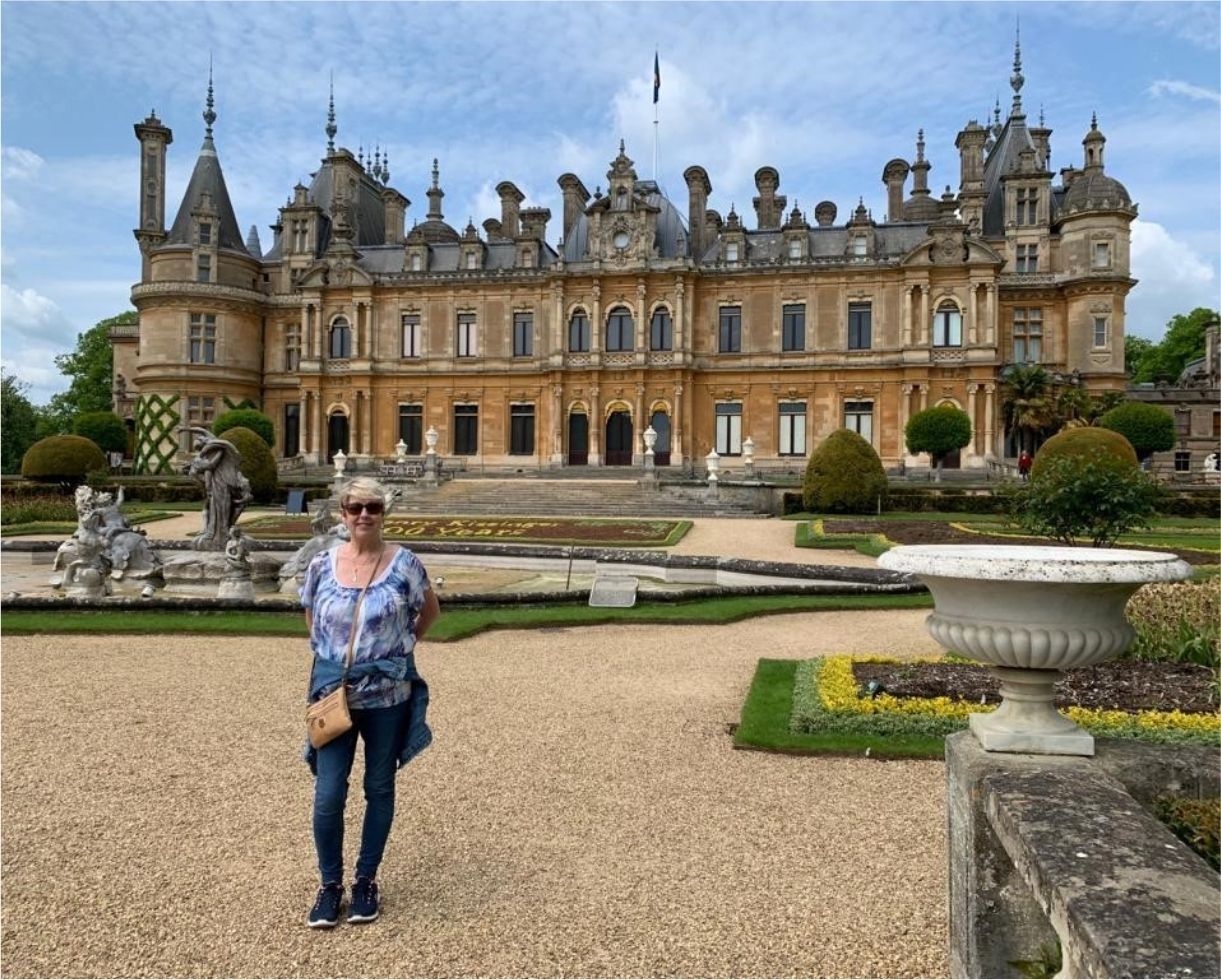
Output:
[1,516,949,977]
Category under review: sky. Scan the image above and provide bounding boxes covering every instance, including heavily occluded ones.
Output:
[2,0,1219,404]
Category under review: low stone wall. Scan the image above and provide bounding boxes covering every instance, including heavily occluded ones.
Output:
[946,732,1220,978]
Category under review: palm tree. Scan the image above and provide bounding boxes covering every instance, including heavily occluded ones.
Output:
[1000,364,1055,455]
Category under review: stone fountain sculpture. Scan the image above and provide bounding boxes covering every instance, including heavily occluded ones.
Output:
[218,526,256,599]
[57,510,112,598]
[51,485,162,591]
[182,428,253,551]
[278,499,349,593]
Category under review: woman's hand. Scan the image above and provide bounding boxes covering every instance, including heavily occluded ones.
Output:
[415,588,440,641]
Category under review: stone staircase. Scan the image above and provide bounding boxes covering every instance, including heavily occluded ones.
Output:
[389,477,770,518]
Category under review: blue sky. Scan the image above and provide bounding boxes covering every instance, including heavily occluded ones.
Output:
[2,0,1219,404]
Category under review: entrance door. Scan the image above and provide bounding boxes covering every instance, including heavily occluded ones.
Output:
[605,411,633,466]
[327,412,350,462]
[568,413,588,466]
[941,449,961,469]
[649,411,671,466]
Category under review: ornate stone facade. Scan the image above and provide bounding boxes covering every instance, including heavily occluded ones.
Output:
[118,50,1136,474]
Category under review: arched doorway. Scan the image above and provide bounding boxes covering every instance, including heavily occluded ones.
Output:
[649,410,671,466]
[327,411,349,462]
[605,411,633,466]
[568,412,589,466]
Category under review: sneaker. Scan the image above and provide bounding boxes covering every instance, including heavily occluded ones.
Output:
[348,877,380,923]
[307,883,344,928]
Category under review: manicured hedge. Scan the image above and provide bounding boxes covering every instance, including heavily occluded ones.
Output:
[20,435,107,485]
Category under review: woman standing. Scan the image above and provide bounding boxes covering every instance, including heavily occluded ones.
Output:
[300,477,440,928]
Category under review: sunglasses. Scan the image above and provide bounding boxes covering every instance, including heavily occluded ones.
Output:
[342,500,385,516]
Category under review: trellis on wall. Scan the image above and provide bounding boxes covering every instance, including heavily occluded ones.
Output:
[133,393,181,474]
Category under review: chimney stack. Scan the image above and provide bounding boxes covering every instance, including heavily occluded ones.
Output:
[683,166,712,262]
[496,181,525,239]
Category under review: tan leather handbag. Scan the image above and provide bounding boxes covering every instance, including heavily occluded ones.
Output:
[306,551,381,749]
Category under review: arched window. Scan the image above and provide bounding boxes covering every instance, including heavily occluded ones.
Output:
[649,308,673,351]
[606,307,634,352]
[932,302,962,347]
[568,310,590,352]
[329,317,352,358]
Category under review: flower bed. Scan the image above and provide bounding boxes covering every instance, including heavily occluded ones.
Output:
[791,656,1220,745]
[241,514,691,547]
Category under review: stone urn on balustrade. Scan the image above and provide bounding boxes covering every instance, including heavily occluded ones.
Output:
[877,545,1192,756]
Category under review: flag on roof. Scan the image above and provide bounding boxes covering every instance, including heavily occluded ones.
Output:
[653,51,660,105]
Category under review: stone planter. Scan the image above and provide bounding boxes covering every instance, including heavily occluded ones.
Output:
[877,545,1192,756]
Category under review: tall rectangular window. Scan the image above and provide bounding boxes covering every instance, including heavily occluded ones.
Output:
[1093,316,1109,348]
[510,404,535,455]
[189,313,216,364]
[284,324,300,371]
[401,314,421,358]
[186,396,215,427]
[456,313,477,358]
[1013,308,1043,363]
[933,304,963,347]
[198,222,212,246]
[782,304,805,352]
[568,312,590,352]
[513,312,533,357]
[778,402,807,456]
[398,404,423,454]
[1016,188,1038,225]
[1175,451,1191,473]
[196,253,211,283]
[718,306,741,353]
[649,309,673,351]
[1213,411,1220,439]
[1092,242,1111,269]
[715,402,742,455]
[605,308,634,351]
[848,302,872,350]
[844,401,873,444]
[453,404,478,455]
[1016,243,1038,273]
[284,404,300,457]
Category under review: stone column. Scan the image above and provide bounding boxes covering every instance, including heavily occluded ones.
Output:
[899,383,913,463]
[298,392,307,457]
[969,286,979,345]
[311,392,322,460]
[302,303,313,357]
[364,389,374,457]
[673,382,684,469]
[591,284,602,355]
[984,384,995,458]
[986,285,996,345]
[553,284,565,355]
[551,384,564,465]
[920,384,929,412]
[902,287,912,346]
[966,383,979,457]
[634,383,645,465]
[588,385,601,465]
[674,276,685,351]
[311,305,322,359]
[636,280,647,355]
[919,286,930,346]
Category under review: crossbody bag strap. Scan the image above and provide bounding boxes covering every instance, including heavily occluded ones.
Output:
[308,546,384,696]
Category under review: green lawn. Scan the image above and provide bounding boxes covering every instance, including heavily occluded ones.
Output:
[1,592,934,641]
[1,510,182,537]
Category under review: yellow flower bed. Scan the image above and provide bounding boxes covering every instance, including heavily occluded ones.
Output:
[818,655,1221,734]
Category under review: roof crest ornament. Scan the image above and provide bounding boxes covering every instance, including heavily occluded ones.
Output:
[382,151,390,185]
[326,73,337,153]
[1091,110,1098,131]
[1010,20,1024,113]
[916,129,926,163]
[203,56,216,140]
[431,158,439,190]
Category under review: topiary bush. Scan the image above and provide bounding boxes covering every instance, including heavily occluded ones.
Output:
[221,426,278,503]
[1098,402,1176,462]
[20,435,107,486]
[802,429,887,514]
[72,411,128,454]
[1030,426,1138,482]
[213,408,275,447]
[905,405,973,481]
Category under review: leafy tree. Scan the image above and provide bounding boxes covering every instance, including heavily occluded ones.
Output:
[1131,307,1219,384]
[1098,402,1176,461]
[44,310,136,428]
[214,408,275,447]
[1000,363,1055,454]
[802,429,887,514]
[1,373,39,474]
[1055,387,1125,428]
[905,405,972,482]
[1031,426,1138,481]
[1124,335,1156,378]
[1005,453,1162,547]
[72,411,128,454]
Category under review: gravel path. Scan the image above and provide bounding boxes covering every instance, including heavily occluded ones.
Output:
[1,611,946,978]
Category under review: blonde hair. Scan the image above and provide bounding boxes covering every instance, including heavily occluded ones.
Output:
[339,476,389,507]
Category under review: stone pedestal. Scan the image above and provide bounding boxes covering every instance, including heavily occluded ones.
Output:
[162,551,282,595]
[217,573,256,600]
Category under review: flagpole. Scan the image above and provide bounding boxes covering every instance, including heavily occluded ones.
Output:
[653,100,658,182]
[652,48,659,182]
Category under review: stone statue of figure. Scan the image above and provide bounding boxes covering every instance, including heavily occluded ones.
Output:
[278,498,349,590]
[224,526,252,574]
[61,512,112,597]
[1205,452,1220,474]
[183,428,253,551]
[52,484,161,584]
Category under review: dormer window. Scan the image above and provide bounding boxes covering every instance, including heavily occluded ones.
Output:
[466,253,477,270]
[410,254,422,272]
[788,239,802,260]
[1016,244,1038,273]
[198,222,212,246]
[725,243,739,263]
[1016,188,1038,225]
[196,253,211,283]
[851,237,867,257]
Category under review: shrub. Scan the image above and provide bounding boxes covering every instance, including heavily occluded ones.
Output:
[71,411,128,454]
[1030,426,1137,481]
[221,426,278,503]
[905,405,973,480]
[1158,492,1221,520]
[213,408,275,447]
[1125,581,1220,671]
[1006,453,1161,547]
[20,435,107,486]
[1154,796,1220,871]
[0,493,79,526]
[1099,402,1176,462]
[802,429,887,514]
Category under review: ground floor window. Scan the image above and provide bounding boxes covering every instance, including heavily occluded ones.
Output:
[1175,451,1191,473]
[715,402,742,455]
[453,404,478,455]
[778,402,806,456]
[284,404,300,457]
[398,404,423,454]
[843,400,873,444]
[510,404,535,455]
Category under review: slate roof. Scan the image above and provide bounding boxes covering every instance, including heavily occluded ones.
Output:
[165,137,248,253]
[308,162,387,247]
[562,180,688,262]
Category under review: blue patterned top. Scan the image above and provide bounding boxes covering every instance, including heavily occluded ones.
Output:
[300,544,432,710]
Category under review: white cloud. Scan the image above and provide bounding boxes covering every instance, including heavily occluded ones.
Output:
[0,283,74,343]
[1149,80,1221,104]
[1127,219,1219,339]
[2,146,45,180]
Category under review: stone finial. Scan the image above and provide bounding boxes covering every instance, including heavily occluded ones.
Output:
[1011,22,1024,111]
[431,158,439,189]
[382,151,390,185]
[916,129,926,163]
[203,58,216,140]
[326,74,337,152]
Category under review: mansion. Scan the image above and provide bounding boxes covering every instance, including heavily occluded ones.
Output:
[115,47,1137,475]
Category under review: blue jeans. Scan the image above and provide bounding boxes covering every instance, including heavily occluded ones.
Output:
[312,701,409,883]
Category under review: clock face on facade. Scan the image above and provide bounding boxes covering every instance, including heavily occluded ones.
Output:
[613,231,630,250]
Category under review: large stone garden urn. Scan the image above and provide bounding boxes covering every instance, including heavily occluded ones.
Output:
[877,545,1192,756]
